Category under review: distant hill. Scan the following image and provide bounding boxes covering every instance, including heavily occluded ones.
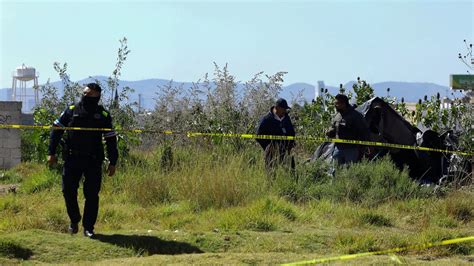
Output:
[1,76,455,112]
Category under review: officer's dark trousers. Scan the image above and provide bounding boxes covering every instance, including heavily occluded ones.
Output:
[264,142,295,172]
[62,156,102,231]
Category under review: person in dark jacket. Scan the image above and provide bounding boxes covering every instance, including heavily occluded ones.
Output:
[256,98,296,170]
[47,83,118,238]
[326,94,369,165]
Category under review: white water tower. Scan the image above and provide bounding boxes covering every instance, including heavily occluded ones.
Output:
[316,81,325,100]
[11,64,39,106]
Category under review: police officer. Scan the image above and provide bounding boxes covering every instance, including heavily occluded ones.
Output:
[256,98,296,171]
[47,83,118,237]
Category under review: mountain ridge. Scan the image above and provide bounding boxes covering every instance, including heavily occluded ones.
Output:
[1,76,457,111]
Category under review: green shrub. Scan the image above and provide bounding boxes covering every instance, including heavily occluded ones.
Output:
[160,145,174,172]
[262,198,297,221]
[420,228,473,256]
[171,149,265,210]
[21,169,59,194]
[163,215,195,230]
[274,159,331,202]
[245,216,278,232]
[0,163,59,194]
[44,206,68,232]
[276,157,433,206]
[242,198,298,231]
[359,212,392,227]
[435,217,458,228]
[1,163,46,184]
[126,174,171,207]
[330,157,430,204]
[215,198,291,232]
[445,192,472,223]
[98,206,130,230]
[0,196,22,213]
[334,232,380,254]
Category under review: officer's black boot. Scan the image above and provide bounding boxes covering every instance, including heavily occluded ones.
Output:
[68,223,79,234]
[83,228,95,238]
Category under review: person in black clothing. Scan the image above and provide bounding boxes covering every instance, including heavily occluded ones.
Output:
[256,98,295,170]
[326,94,370,165]
[47,83,118,238]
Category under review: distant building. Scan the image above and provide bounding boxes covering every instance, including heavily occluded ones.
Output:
[450,74,474,103]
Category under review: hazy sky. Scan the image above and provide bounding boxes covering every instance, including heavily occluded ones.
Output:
[1,0,472,88]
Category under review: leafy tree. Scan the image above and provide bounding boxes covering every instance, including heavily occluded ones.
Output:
[22,37,137,163]
[352,77,375,106]
[242,71,287,132]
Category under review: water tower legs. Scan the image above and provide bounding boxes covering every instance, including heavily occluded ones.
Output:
[34,77,39,105]
[11,79,15,101]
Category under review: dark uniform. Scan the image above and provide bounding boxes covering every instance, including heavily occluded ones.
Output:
[256,107,295,169]
[327,106,369,164]
[48,101,118,233]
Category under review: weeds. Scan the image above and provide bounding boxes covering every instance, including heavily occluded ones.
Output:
[0,147,472,264]
[445,192,473,223]
[359,212,393,227]
[274,156,433,206]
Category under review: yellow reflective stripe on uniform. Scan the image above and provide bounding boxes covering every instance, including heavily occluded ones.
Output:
[53,119,65,128]
[102,111,109,117]
[69,105,75,110]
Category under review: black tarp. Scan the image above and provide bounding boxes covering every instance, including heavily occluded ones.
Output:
[356,97,420,145]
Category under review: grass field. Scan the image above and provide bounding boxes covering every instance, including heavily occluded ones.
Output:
[0,144,473,264]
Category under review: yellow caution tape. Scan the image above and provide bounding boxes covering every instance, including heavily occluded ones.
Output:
[0,124,472,156]
[282,235,474,265]
[187,132,472,156]
[0,124,146,133]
